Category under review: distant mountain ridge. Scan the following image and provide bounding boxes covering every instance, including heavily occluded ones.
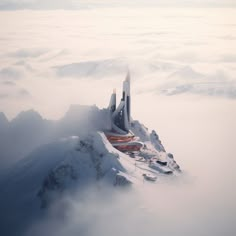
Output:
[0,105,109,168]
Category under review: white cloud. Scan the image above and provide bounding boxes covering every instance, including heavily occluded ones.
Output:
[220,53,236,62]
[54,58,128,78]
[0,6,236,236]
[1,80,16,86]
[0,67,23,80]
[0,8,235,106]
[9,48,49,58]
[0,8,235,119]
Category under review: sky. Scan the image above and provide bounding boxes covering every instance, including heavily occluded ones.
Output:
[0,0,236,10]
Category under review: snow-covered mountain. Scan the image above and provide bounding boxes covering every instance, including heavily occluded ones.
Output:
[0,112,9,129]
[0,105,110,168]
[0,105,180,236]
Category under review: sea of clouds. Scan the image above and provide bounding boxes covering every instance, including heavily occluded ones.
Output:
[0,8,236,118]
[0,6,236,236]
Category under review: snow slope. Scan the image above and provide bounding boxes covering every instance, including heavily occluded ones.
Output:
[0,105,110,168]
[0,105,180,236]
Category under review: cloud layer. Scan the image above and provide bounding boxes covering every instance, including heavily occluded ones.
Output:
[0,7,235,236]
[0,7,236,120]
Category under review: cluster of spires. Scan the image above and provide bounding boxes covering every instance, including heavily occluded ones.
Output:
[108,72,131,134]
[106,73,181,173]
[105,72,143,152]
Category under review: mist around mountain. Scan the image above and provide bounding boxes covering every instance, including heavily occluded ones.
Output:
[0,103,235,236]
[0,104,181,236]
[0,105,108,168]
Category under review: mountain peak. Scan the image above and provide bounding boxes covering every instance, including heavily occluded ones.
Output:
[0,112,8,122]
[0,112,8,128]
[11,109,43,124]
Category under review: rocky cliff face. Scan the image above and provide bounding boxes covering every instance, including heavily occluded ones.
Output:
[35,121,180,208]
[37,133,132,208]
[0,106,181,235]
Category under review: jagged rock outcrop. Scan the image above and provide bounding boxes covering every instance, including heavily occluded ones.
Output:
[0,106,181,212]
[37,133,132,208]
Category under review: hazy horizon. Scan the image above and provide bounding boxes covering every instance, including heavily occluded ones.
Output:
[0,0,236,10]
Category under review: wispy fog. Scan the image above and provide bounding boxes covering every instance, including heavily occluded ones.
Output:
[25,171,236,236]
[1,97,235,236]
[19,97,235,236]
